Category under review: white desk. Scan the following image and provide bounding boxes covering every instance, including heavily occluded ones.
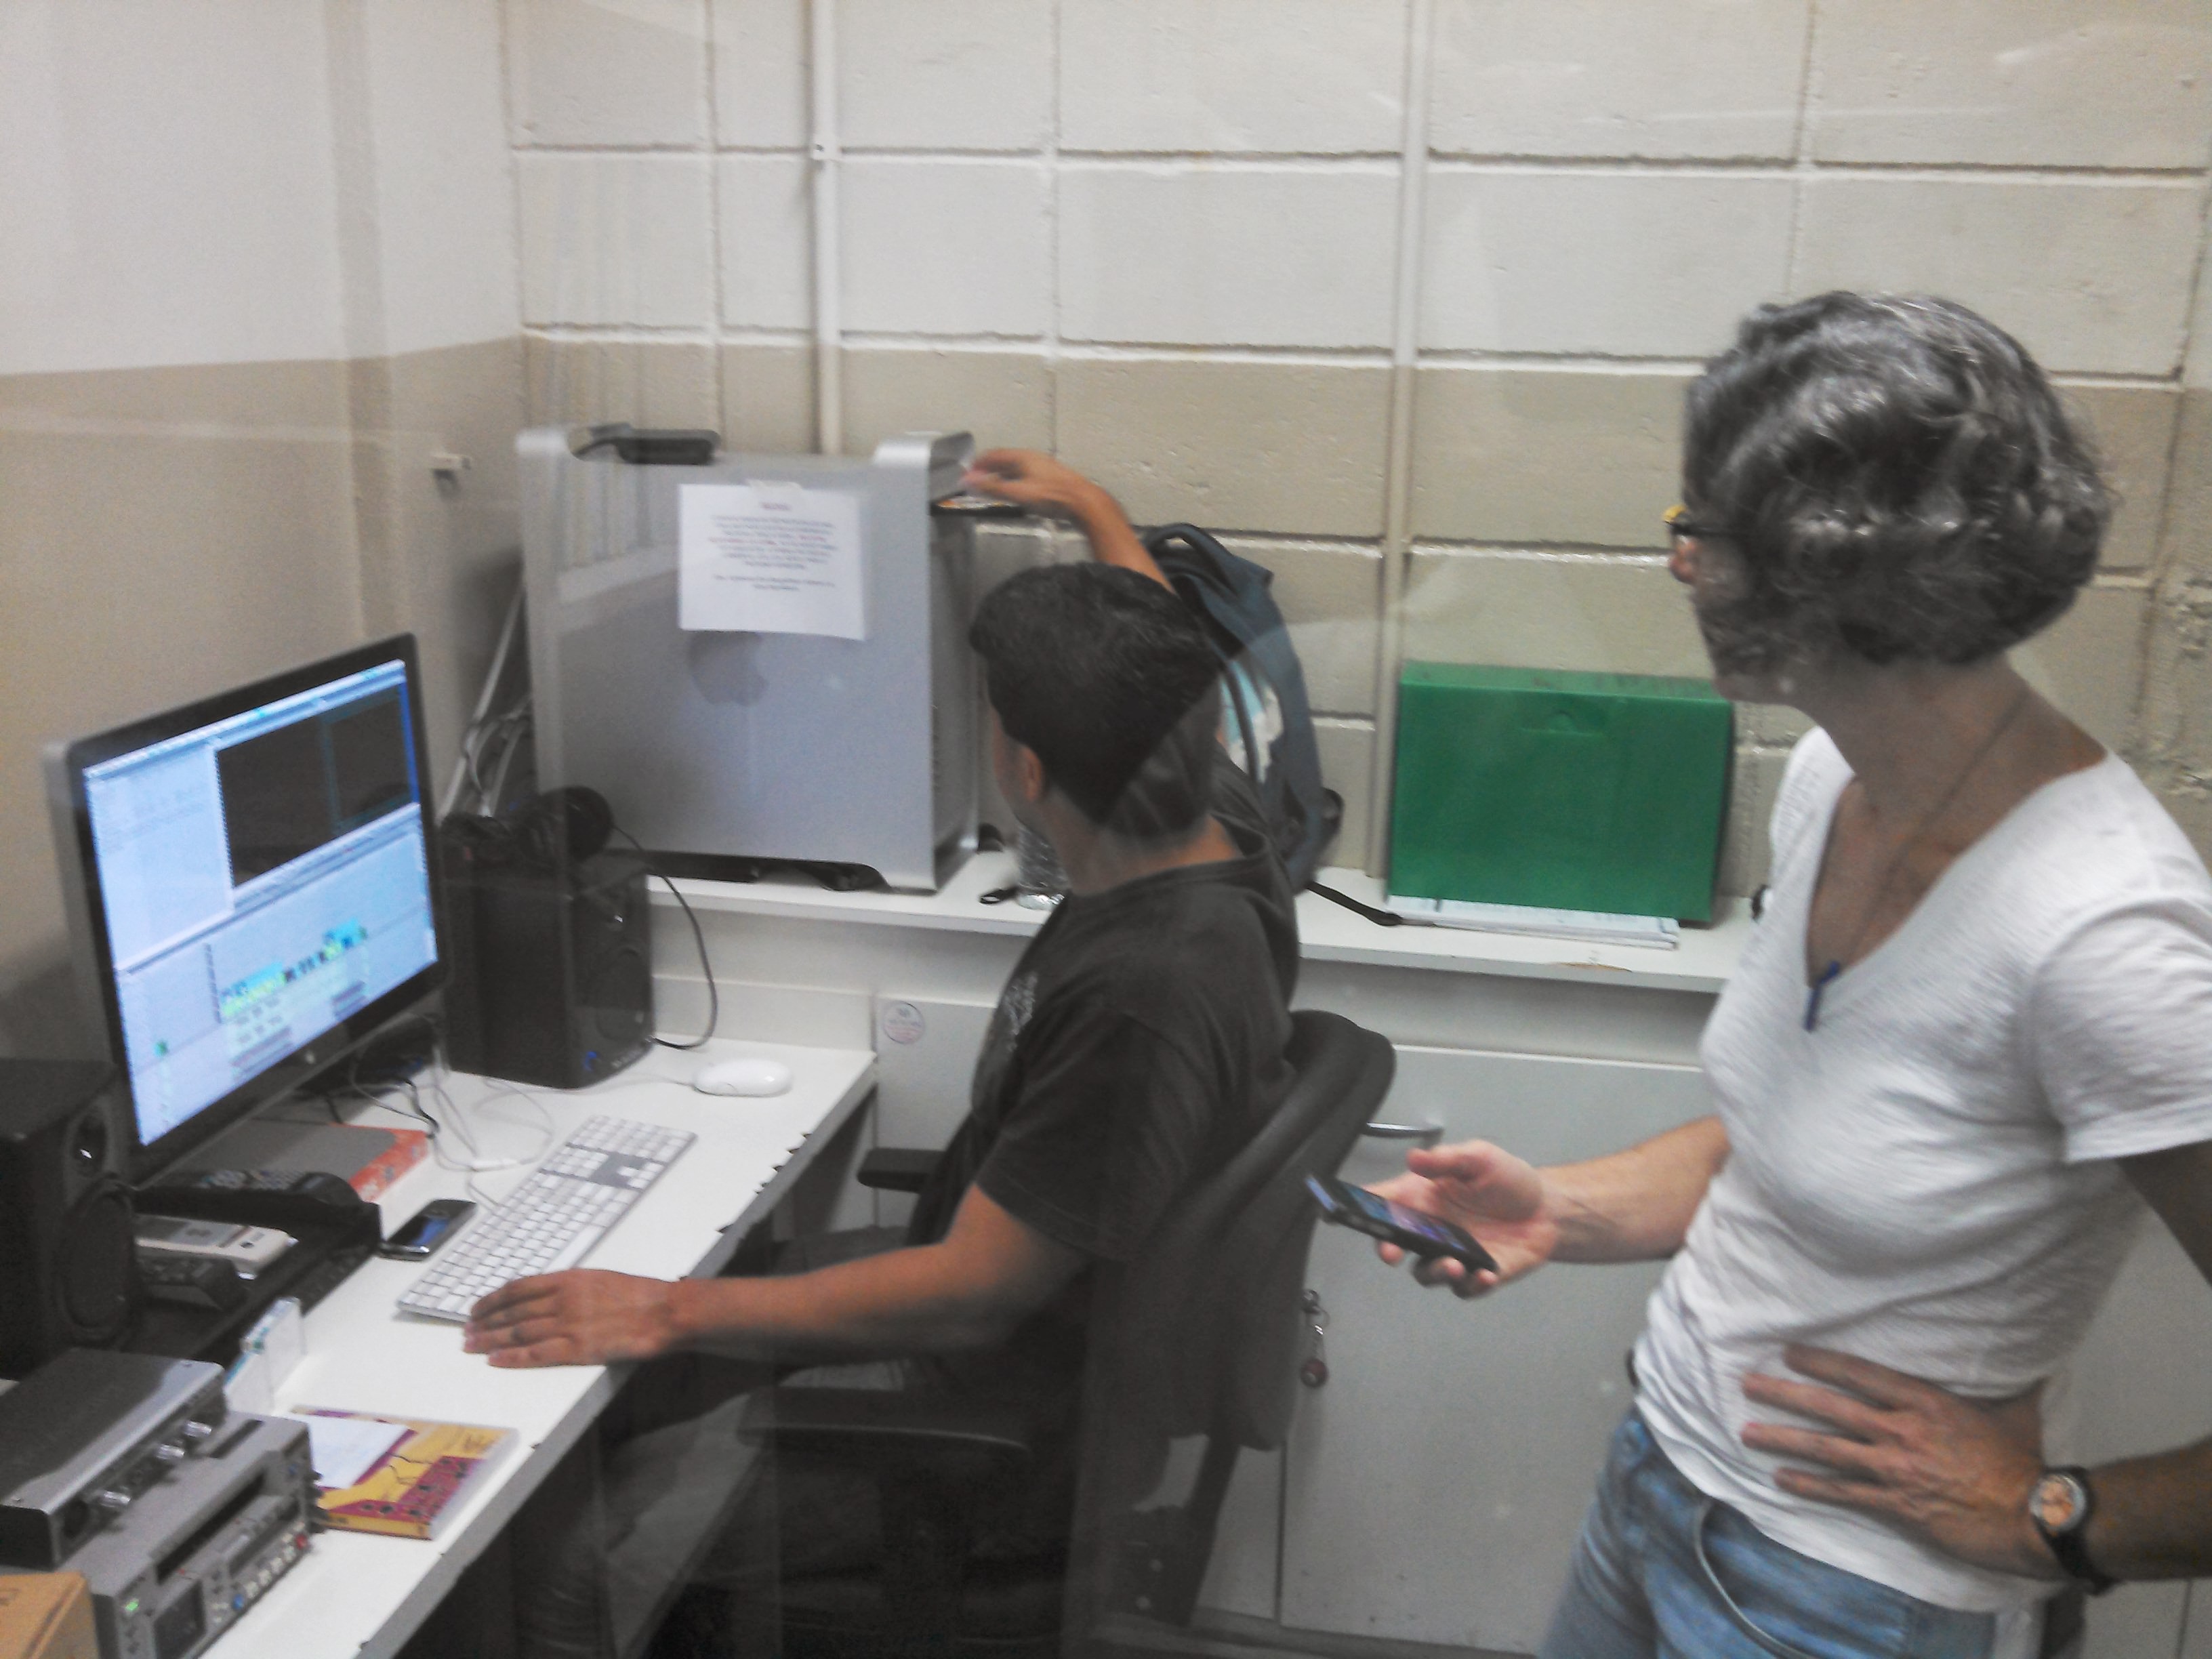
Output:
[219,1036,875,1659]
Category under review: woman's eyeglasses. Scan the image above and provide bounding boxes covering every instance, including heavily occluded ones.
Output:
[1664,504,1726,546]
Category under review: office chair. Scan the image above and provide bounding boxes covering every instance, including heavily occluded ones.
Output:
[722,1010,1396,1659]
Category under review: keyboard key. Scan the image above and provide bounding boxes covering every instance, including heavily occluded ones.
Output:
[396,1115,693,1322]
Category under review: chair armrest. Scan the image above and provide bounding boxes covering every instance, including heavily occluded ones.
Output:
[739,1386,1036,1488]
[857,1147,943,1193]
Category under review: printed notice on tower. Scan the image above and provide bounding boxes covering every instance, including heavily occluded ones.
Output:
[679,480,866,638]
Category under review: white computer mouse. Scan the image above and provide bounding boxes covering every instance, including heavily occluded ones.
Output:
[691,1057,793,1097]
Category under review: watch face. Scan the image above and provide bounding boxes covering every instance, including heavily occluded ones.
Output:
[2033,1471,2089,1534]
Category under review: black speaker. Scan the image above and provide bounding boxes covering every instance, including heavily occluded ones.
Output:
[442,849,655,1088]
[0,1060,139,1378]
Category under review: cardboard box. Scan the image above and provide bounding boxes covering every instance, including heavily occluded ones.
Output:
[0,1575,96,1659]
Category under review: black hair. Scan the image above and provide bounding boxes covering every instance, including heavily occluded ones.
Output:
[1681,292,2109,672]
[968,563,1222,838]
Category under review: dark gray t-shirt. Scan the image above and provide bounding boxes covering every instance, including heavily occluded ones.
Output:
[907,756,1299,1416]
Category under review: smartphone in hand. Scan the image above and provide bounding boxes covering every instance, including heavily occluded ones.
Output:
[1306,1174,1500,1275]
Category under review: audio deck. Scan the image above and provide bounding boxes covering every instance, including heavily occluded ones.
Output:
[63,1415,314,1659]
[0,1351,227,1569]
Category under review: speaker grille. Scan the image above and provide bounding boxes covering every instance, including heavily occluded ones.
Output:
[583,945,653,1052]
[58,1181,136,1338]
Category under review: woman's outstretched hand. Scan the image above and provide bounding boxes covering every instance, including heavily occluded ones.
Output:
[1366,1140,1559,1299]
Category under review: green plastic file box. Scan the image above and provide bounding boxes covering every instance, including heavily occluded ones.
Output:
[1389,663,1733,922]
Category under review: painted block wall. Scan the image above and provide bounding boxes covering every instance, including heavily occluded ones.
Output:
[0,0,522,1050]
[5,0,2209,1049]
[511,0,2212,891]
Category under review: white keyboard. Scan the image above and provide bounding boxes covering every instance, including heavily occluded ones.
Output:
[396,1115,695,1322]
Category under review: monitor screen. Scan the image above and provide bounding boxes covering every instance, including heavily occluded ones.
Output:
[49,638,445,1178]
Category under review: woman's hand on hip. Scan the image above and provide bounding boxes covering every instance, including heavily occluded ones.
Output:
[1741,1345,2062,1580]
[1366,1140,1559,1299]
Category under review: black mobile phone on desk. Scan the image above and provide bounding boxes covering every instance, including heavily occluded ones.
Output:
[1305,1174,1499,1274]
[377,1198,476,1260]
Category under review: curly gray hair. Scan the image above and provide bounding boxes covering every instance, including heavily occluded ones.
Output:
[1680,293,2110,674]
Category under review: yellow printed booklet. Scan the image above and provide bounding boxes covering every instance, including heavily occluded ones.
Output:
[285,1410,516,1540]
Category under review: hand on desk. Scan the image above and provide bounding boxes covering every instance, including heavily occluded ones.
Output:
[464,1269,680,1368]
[1740,1345,2058,1580]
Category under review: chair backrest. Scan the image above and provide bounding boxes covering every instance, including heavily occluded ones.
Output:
[1096,1010,1395,1460]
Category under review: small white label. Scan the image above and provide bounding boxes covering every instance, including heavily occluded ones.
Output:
[880,1002,926,1046]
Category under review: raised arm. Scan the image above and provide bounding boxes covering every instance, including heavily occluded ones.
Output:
[1368,1115,1729,1298]
[963,448,1169,588]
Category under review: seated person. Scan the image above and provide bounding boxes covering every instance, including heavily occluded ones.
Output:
[467,558,1300,1646]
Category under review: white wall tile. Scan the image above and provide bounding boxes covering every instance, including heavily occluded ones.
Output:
[721,342,817,448]
[517,153,714,326]
[1793,177,2207,377]
[2057,383,2181,573]
[1401,550,1710,678]
[506,0,707,148]
[1219,538,1384,716]
[1314,718,1377,869]
[1717,744,1790,897]
[842,159,1047,335]
[1060,165,1399,348]
[2188,215,2212,392]
[2013,581,2151,753]
[1057,357,1393,537]
[718,153,813,329]
[713,0,808,147]
[840,346,1052,453]
[838,0,1050,150]
[1412,365,1692,547]
[1811,0,2212,169]
[1430,0,1809,160]
[525,334,720,428]
[1060,0,1408,154]
[1422,170,1794,356]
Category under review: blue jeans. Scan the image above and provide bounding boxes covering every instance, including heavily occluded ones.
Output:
[1540,1412,2005,1659]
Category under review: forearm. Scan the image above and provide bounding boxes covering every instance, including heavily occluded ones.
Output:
[1066,483,1168,587]
[2083,1438,2212,1580]
[1543,1115,1728,1263]
[667,1244,1018,1364]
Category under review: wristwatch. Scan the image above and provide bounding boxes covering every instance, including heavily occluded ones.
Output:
[2028,1467,2117,1595]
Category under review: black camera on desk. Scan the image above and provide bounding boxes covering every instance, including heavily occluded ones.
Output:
[440,786,655,1089]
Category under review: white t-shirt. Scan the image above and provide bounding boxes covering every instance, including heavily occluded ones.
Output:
[1635,729,2212,1618]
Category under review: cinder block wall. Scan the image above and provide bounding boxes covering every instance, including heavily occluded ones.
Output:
[511,0,2212,889]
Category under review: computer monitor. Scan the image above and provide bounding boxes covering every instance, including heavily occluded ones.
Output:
[46,636,447,1183]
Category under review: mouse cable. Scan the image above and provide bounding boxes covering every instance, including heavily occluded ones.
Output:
[612,825,718,1050]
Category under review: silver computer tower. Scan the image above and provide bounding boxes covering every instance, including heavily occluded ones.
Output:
[518,428,977,891]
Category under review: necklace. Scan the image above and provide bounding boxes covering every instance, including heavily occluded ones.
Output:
[1803,686,2032,1032]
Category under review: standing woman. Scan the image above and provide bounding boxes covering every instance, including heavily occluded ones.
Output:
[1373,293,2212,1659]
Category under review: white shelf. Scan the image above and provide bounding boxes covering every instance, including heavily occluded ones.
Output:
[651,854,1750,996]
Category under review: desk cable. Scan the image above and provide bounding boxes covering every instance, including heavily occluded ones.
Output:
[610,823,720,1051]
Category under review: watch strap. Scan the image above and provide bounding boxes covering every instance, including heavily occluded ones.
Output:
[2034,1467,2118,1596]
